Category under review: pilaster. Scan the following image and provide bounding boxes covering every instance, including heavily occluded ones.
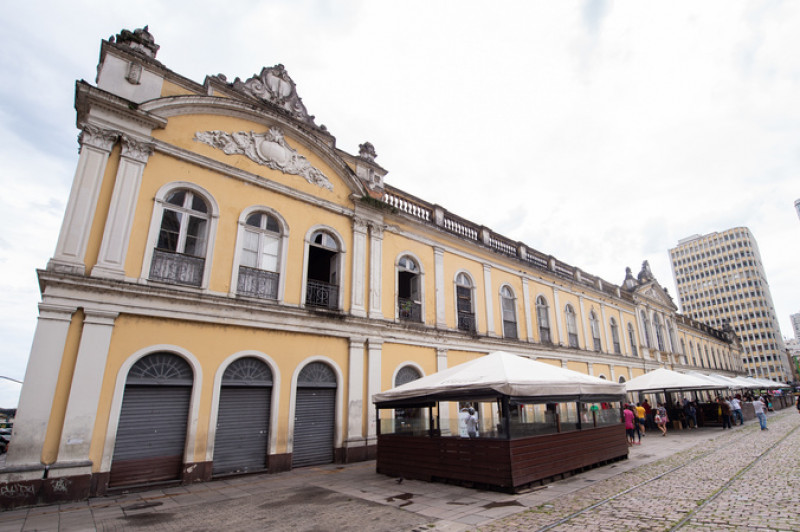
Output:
[53,310,119,470]
[483,264,494,336]
[4,304,77,468]
[366,338,383,442]
[434,247,446,328]
[345,337,367,446]
[522,278,534,342]
[92,136,154,279]
[367,223,384,319]
[48,125,119,275]
[553,288,564,346]
[350,218,368,317]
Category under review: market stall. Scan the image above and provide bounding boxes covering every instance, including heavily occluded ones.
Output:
[372,351,627,492]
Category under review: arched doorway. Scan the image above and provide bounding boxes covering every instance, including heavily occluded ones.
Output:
[293,362,336,467]
[213,357,273,476]
[109,353,193,487]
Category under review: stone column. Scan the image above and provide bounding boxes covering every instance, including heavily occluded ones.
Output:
[522,278,534,342]
[434,247,446,328]
[436,348,450,434]
[48,125,119,275]
[366,339,383,443]
[52,310,119,477]
[483,264,494,336]
[579,296,590,350]
[350,218,368,317]
[3,304,77,475]
[92,136,154,279]
[600,304,610,353]
[367,224,384,319]
[345,337,367,450]
[587,362,594,376]
[553,288,563,345]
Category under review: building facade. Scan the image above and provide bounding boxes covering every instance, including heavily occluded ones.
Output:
[790,311,800,341]
[669,228,788,381]
[1,27,742,505]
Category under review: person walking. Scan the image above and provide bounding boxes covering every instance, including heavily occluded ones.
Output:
[623,405,636,446]
[635,402,646,437]
[717,397,732,429]
[752,395,768,430]
[655,402,668,436]
[731,395,744,426]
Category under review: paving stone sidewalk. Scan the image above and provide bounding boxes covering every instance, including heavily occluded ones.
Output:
[0,409,796,531]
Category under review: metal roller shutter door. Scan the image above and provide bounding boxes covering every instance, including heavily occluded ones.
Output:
[213,386,270,475]
[292,388,335,467]
[109,385,191,486]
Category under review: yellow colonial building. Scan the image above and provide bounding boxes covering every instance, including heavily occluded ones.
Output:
[1,27,743,504]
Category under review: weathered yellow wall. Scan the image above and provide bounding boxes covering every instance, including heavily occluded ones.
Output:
[567,360,588,374]
[89,315,350,469]
[42,310,85,464]
[82,146,121,272]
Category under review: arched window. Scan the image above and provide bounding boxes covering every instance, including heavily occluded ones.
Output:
[565,304,579,348]
[690,341,697,366]
[668,322,678,353]
[610,318,621,354]
[500,286,517,339]
[627,323,638,356]
[589,311,601,351]
[397,255,422,322]
[536,296,551,343]
[455,272,475,332]
[618,376,626,384]
[680,338,687,364]
[702,345,709,368]
[150,189,210,287]
[237,211,283,299]
[395,365,422,387]
[305,230,341,309]
[640,311,651,348]
[654,315,665,351]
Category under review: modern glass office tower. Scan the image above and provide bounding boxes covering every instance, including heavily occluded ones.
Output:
[669,228,788,381]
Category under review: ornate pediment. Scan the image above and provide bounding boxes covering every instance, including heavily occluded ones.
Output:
[195,127,332,190]
[635,281,677,311]
[232,65,316,126]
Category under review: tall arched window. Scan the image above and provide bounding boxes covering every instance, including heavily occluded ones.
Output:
[500,286,517,339]
[397,255,422,322]
[690,341,697,365]
[565,304,579,348]
[589,311,601,351]
[305,230,341,310]
[680,338,687,364]
[536,296,551,343]
[640,311,651,348]
[610,318,621,354]
[702,345,709,368]
[455,272,475,332]
[654,315,665,351]
[627,323,638,356]
[150,189,210,287]
[237,211,283,299]
[668,322,678,353]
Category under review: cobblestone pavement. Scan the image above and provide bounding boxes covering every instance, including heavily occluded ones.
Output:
[1,409,797,531]
[480,409,800,532]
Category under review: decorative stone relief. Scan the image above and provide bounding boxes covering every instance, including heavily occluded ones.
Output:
[79,125,119,152]
[120,136,154,163]
[110,26,160,58]
[195,127,332,190]
[232,65,316,126]
[359,142,377,162]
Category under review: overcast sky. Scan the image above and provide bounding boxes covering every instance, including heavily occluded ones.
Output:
[1,1,799,407]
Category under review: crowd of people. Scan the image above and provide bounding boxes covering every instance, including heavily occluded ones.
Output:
[622,392,794,446]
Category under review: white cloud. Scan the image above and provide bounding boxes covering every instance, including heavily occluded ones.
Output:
[0,1,799,408]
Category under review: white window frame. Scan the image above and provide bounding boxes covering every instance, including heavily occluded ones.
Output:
[536,295,552,344]
[610,317,621,354]
[300,225,347,310]
[453,270,477,333]
[589,311,602,351]
[140,182,219,290]
[395,252,425,322]
[565,304,579,348]
[230,206,290,301]
[499,284,518,339]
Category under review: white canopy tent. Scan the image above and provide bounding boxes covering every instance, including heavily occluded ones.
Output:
[372,351,625,406]
[623,367,721,393]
